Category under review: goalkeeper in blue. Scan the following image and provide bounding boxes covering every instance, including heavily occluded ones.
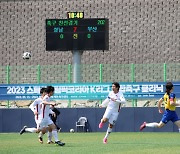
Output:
[99,82,126,144]
[140,82,180,132]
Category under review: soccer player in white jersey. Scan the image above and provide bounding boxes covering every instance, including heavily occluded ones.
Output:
[29,87,47,143]
[29,87,55,144]
[99,82,126,144]
[20,88,53,144]
[29,88,47,128]
[38,86,65,146]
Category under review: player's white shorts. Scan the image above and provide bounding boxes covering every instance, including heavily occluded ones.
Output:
[37,117,53,130]
[103,109,119,125]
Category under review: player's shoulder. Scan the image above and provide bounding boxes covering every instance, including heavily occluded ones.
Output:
[163,93,168,99]
[170,93,176,98]
[37,97,43,101]
[108,91,114,96]
[163,93,168,97]
[118,91,124,96]
[33,97,40,103]
[163,92,176,99]
[43,94,50,100]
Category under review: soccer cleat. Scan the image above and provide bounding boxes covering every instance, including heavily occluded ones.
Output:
[99,122,104,128]
[140,122,146,131]
[38,137,43,144]
[55,141,65,146]
[103,138,107,144]
[47,141,54,144]
[19,126,27,135]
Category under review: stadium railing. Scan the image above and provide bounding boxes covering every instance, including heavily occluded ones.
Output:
[0,63,179,108]
[0,63,180,84]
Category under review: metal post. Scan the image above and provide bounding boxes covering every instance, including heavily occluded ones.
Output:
[37,65,41,84]
[68,64,72,83]
[131,63,135,83]
[68,64,72,108]
[99,64,103,105]
[6,65,10,108]
[163,63,167,82]
[99,64,103,83]
[6,65,10,84]
[72,51,83,83]
[131,63,137,107]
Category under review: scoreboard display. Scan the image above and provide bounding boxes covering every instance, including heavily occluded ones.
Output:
[46,18,109,51]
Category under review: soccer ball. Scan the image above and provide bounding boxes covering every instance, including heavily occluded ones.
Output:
[70,129,75,133]
[23,52,31,59]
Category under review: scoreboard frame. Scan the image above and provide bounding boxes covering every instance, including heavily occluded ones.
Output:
[46,18,109,51]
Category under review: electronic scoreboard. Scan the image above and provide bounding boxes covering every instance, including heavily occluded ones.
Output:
[46,18,109,51]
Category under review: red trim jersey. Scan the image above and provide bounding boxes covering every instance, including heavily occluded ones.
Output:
[39,94,52,120]
[106,91,126,112]
[29,97,43,120]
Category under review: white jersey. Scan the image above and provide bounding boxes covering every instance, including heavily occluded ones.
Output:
[39,94,52,120]
[105,91,126,112]
[29,97,42,121]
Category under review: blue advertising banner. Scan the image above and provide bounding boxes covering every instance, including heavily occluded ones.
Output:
[0,82,180,100]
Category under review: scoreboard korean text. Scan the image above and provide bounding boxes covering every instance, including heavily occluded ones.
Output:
[46,18,109,51]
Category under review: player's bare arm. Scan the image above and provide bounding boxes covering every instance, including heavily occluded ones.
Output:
[158,98,163,113]
[42,101,56,106]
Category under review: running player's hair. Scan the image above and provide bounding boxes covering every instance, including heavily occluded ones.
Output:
[112,82,120,90]
[166,82,173,95]
[40,87,47,94]
[46,86,55,93]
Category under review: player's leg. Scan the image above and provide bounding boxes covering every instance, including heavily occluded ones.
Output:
[55,123,61,132]
[52,120,61,132]
[38,131,43,144]
[37,120,47,144]
[140,120,166,131]
[103,123,113,144]
[99,109,110,128]
[35,119,44,144]
[174,120,180,132]
[140,110,170,131]
[38,127,47,144]
[103,112,118,144]
[47,126,53,144]
[172,112,180,132]
[48,119,65,146]
[99,118,108,128]
[19,125,39,135]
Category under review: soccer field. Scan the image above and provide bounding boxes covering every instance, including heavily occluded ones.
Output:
[0,132,180,154]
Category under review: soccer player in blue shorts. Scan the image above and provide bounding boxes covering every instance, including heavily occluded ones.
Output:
[140,82,180,132]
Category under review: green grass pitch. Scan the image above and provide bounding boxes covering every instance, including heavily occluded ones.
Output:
[0,132,180,154]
